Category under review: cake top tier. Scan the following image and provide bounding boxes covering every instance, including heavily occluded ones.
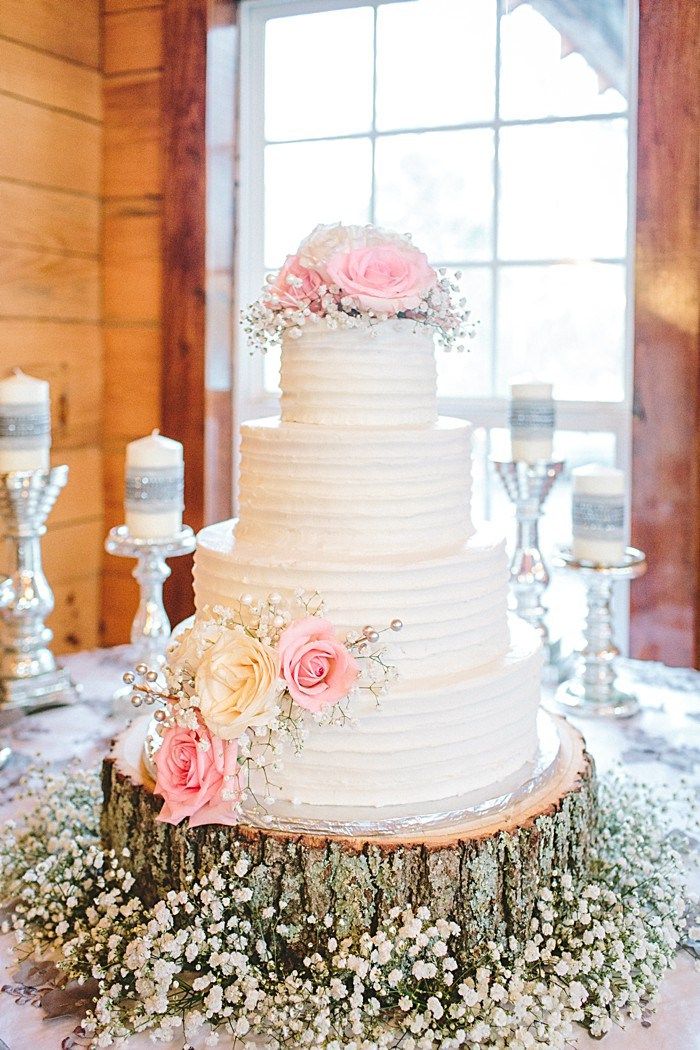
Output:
[243,222,473,358]
[281,317,438,426]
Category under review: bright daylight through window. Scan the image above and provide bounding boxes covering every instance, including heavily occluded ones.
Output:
[236,0,634,644]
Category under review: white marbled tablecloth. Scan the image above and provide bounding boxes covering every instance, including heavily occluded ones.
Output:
[0,648,698,1050]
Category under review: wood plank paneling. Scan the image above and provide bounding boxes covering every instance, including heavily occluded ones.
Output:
[0,0,101,68]
[101,3,165,644]
[0,36,101,119]
[0,244,100,320]
[0,180,99,256]
[48,446,103,526]
[631,0,700,667]
[0,1,104,657]
[0,321,103,448]
[105,0,159,11]
[42,519,104,584]
[103,199,162,322]
[161,0,207,626]
[101,569,139,643]
[0,93,100,194]
[103,73,162,198]
[103,325,162,438]
[104,7,163,75]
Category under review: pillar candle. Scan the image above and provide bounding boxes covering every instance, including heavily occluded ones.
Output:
[125,430,184,539]
[0,369,51,471]
[572,464,626,565]
[509,380,555,464]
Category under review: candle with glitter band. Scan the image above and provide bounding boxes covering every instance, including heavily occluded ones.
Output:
[509,381,555,464]
[572,465,625,565]
[0,369,51,472]
[125,430,184,539]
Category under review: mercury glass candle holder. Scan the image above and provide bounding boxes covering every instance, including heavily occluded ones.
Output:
[551,546,647,718]
[492,460,565,667]
[105,525,196,705]
[0,467,80,712]
[105,524,196,667]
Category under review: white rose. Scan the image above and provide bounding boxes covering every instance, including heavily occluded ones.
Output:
[195,630,281,740]
[297,223,414,278]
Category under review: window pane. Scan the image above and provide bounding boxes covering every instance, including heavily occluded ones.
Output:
[376,0,496,130]
[436,267,493,397]
[375,130,494,261]
[499,4,627,121]
[264,138,372,268]
[496,262,626,401]
[265,8,374,141]
[498,119,628,260]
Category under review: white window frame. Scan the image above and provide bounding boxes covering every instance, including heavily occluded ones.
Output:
[234,0,639,641]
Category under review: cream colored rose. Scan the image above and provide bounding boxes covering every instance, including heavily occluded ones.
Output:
[194,630,281,740]
[167,618,224,674]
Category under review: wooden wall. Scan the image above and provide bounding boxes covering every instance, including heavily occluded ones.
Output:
[102,0,165,644]
[631,0,700,667]
[0,2,104,654]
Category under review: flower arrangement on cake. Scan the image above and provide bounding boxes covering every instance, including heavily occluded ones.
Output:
[243,222,475,353]
[127,591,401,828]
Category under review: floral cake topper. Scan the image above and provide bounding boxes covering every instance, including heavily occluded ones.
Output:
[243,222,475,354]
[125,591,402,828]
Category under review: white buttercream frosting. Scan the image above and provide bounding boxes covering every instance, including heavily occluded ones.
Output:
[281,317,438,427]
[195,520,510,683]
[237,416,473,559]
[188,316,542,814]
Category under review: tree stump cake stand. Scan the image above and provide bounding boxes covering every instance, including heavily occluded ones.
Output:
[102,715,596,945]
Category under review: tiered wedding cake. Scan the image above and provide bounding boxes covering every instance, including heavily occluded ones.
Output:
[193,316,542,815]
[103,225,592,947]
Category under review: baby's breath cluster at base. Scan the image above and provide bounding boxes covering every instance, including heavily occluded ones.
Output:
[0,770,694,1049]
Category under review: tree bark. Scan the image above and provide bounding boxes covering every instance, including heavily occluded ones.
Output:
[102,716,596,944]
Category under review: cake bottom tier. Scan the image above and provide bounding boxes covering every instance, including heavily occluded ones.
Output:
[102,714,596,946]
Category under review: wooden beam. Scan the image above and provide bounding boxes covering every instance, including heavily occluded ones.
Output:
[630,0,700,667]
[160,0,207,625]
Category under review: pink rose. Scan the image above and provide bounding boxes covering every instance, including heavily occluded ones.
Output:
[278,616,358,712]
[154,723,241,828]
[266,254,323,311]
[325,245,436,314]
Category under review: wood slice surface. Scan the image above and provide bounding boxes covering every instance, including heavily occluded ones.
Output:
[102,714,597,944]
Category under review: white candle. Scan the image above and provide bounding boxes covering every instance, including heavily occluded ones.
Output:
[0,368,51,471]
[125,430,184,539]
[509,380,555,464]
[572,464,626,565]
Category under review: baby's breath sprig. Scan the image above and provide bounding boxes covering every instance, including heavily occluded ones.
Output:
[0,769,695,1048]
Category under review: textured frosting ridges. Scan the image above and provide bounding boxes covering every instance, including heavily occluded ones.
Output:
[194,517,540,808]
[237,417,473,559]
[280,318,438,427]
[254,620,542,808]
[195,520,510,682]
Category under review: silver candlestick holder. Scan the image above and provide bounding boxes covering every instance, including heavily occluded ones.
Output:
[0,467,80,712]
[551,546,647,718]
[105,524,196,692]
[493,460,565,666]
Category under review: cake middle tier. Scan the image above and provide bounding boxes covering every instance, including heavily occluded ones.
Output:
[237,416,473,559]
[194,520,510,680]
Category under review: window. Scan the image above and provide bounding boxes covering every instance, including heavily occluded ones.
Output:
[235,0,636,649]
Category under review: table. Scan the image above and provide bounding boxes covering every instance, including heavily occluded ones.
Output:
[0,649,698,1050]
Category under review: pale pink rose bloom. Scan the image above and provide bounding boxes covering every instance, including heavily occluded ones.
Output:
[266,254,323,310]
[154,723,240,828]
[325,245,436,314]
[278,616,359,712]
